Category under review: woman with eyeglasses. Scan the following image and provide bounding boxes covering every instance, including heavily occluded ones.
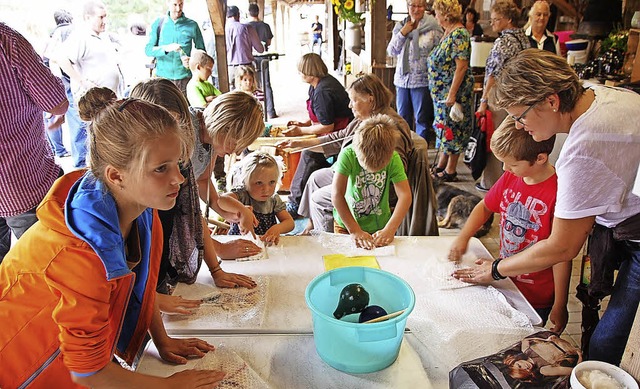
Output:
[428,0,474,182]
[476,0,529,191]
[524,0,560,55]
[454,49,640,367]
[386,0,442,143]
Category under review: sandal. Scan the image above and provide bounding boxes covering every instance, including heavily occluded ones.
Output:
[434,170,458,182]
[430,166,445,177]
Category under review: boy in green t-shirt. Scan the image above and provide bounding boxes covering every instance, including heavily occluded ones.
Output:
[186,49,221,108]
[332,114,412,250]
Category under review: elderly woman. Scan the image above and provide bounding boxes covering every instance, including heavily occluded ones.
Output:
[386,0,442,142]
[428,0,473,182]
[525,0,560,55]
[278,74,413,234]
[454,49,640,366]
[475,0,529,191]
[283,53,353,217]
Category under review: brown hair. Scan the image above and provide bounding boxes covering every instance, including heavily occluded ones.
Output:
[352,114,398,172]
[234,65,258,93]
[493,49,584,113]
[491,0,520,25]
[348,73,393,114]
[490,117,556,163]
[189,48,213,71]
[297,53,328,78]
[77,87,192,180]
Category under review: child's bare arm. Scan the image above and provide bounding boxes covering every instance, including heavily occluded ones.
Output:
[261,209,295,245]
[332,172,375,249]
[194,160,239,222]
[448,200,494,261]
[548,260,572,333]
[373,179,412,247]
[218,193,258,238]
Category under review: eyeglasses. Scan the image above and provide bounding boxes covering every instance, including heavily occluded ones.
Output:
[489,17,504,24]
[511,102,538,125]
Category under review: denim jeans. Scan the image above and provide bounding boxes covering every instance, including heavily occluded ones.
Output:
[255,57,276,117]
[44,114,68,156]
[62,77,87,168]
[312,36,323,55]
[0,207,38,263]
[589,241,640,365]
[396,86,434,142]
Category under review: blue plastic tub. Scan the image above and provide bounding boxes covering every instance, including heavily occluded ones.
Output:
[305,267,415,373]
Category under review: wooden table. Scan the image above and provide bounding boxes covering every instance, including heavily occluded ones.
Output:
[137,236,541,388]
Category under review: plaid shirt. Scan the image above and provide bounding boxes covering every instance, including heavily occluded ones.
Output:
[0,23,66,216]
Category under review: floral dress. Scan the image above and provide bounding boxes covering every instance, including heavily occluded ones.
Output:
[427,27,473,154]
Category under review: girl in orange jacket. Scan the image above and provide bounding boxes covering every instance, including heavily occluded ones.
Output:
[0,88,224,388]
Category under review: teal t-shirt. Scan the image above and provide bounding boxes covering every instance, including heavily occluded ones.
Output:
[186,79,222,108]
[332,146,407,233]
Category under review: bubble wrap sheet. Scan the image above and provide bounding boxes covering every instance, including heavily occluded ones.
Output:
[193,345,270,389]
[165,276,269,329]
[310,231,396,257]
[400,249,534,371]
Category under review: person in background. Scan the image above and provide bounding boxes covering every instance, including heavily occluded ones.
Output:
[222,152,295,245]
[145,0,205,95]
[311,15,324,55]
[524,0,560,55]
[475,0,529,192]
[0,23,68,264]
[186,49,222,108]
[0,88,223,387]
[450,118,570,332]
[428,0,473,183]
[453,49,640,366]
[247,3,277,119]
[386,0,442,143]
[235,65,265,101]
[42,9,73,158]
[226,5,264,90]
[282,53,354,218]
[332,115,412,249]
[464,7,484,36]
[277,73,412,234]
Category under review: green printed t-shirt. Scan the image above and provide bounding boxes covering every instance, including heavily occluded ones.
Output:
[333,146,407,233]
[186,79,222,108]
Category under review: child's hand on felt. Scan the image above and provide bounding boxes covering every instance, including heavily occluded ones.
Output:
[351,230,375,250]
[372,228,394,247]
[448,236,469,262]
[238,206,258,238]
[261,226,280,246]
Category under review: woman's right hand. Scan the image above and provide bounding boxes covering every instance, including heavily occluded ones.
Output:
[276,138,310,149]
[286,120,311,127]
[282,126,303,137]
[165,369,225,388]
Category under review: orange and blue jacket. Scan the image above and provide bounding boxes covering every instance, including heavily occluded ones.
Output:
[0,170,162,388]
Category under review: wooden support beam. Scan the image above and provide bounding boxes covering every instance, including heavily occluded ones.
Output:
[549,0,578,19]
[205,0,229,92]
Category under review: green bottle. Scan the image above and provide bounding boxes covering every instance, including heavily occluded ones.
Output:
[333,283,369,319]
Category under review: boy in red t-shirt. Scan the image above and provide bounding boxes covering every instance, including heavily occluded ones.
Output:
[449,117,570,333]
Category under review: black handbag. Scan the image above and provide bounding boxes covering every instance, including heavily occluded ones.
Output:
[464,115,487,180]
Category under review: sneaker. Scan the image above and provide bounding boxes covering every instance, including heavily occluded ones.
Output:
[475,183,489,193]
[268,112,279,119]
[286,201,300,219]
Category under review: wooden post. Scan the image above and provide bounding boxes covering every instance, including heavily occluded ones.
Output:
[206,0,229,93]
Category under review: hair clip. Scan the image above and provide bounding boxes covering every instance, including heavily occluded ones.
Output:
[117,99,136,112]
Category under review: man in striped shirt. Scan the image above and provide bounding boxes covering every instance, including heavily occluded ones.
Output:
[0,23,68,263]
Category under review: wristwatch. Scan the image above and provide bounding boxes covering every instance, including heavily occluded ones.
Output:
[480,98,488,103]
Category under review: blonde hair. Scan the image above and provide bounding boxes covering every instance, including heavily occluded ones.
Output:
[189,48,213,71]
[352,114,397,172]
[491,0,520,25]
[348,73,393,114]
[490,117,556,163]
[129,78,194,135]
[235,151,284,190]
[493,49,584,113]
[297,53,328,78]
[433,0,463,24]
[78,87,193,181]
[202,91,264,155]
[234,65,258,93]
